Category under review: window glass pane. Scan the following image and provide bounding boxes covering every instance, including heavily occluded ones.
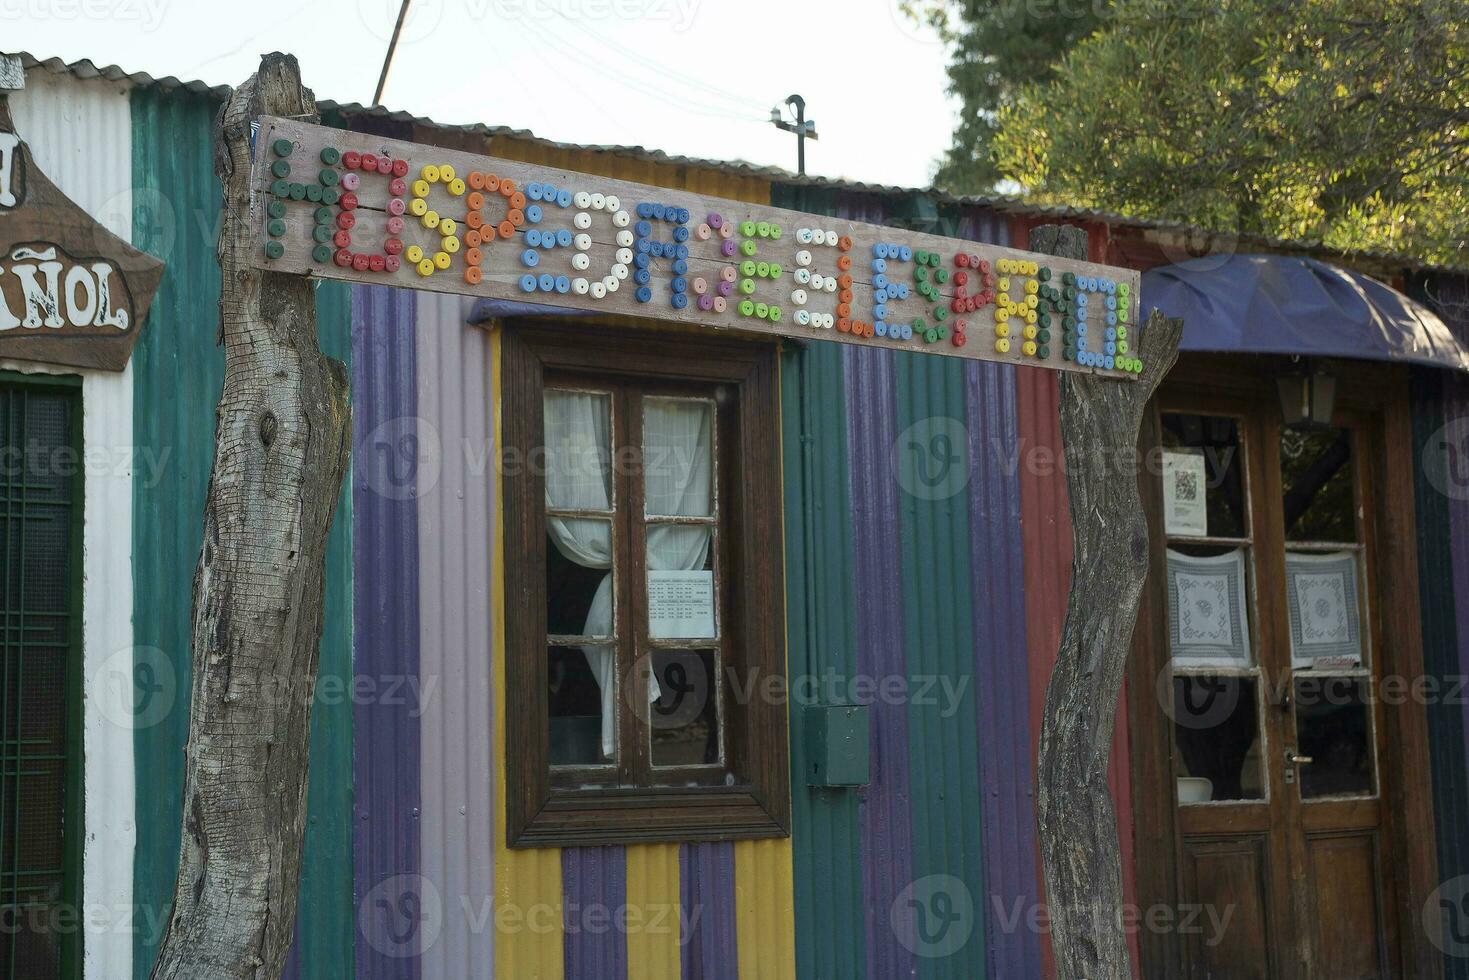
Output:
[1294,676,1375,799]
[547,523,613,639]
[646,529,715,640]
[1285,549,1364,670]
[549,644,614,767]
[650,648,720,768]
[1160,413,1247,538]
[1166,543,1254,668]
[544,389,612,512]
[1280,427,1356,543]
[644,398,712,518]
[1173,675,1264,802]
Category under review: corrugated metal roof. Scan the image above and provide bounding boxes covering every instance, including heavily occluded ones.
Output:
[13,49,1465,275]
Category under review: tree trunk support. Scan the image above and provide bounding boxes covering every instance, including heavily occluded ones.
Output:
[150,53,350,980]
[1031,224,1183,980]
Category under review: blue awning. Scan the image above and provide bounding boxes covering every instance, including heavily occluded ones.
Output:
[1142,255,1469,372]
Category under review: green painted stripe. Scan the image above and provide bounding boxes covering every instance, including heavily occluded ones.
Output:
[130,88,354,980]
[893,351,988,979]
[781,341,867,980]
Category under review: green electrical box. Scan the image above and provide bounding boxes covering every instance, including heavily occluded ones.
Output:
[805,704,870,787]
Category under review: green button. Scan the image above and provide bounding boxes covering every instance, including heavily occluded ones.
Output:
[739,299,755,316]
[1063,315,1076,329]
[1062,271,1075,285]
[740,241,757,256]
[768,305,782,321]
[319,168,340,187]
[271,179,290,198]
[271,159,292,179]
[937,325,949,340]
[911,317,925,331]
[1116,326,1127,340]
[267,218,287,237]
[933,307,948,322]
[756,262,770,278]
[1117,340,1128,354]
[320,146,341,166]
[1038,267,1052,281]
[288,183,307,201]
[914,267,929,282]
[267,200,286,219]
[1063,345,1076,361]
[928,252,942,267]
[915,249,929,264]
[313,225,332,243]
[1037,313,1051,328]
[741,260,756,276]
[1118,307,1129,323]
[312,243,334,264]
[769,225,782,240]
[1037,328,1051,344]
[740,279,755,294]
[314,206,335,225]
[322,187,341,205]
[924,328,939,344]
[1037,344,1050,358]
[768,263,782,278]
[934,268,949,284]
[306,185,322,203]
[756,222,771,238]
[273,138,294,158]
[264,240,285,259]
[740,221,756,237]
[755,302,769,318]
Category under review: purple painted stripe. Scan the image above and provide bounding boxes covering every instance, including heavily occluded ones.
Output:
[845,343,919,980]
[679,842,738,979]
[562,847,629,978]
[965,358,1043,978]
[351,284,423,974]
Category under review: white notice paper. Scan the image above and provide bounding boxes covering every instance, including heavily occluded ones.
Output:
[648,570,716,639]
[1162,451,1208,537]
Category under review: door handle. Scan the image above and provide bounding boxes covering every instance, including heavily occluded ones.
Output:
[1285,751,1313,765]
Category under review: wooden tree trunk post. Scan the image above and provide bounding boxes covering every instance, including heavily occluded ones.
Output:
[150,53,350,980]
[1031,224,1183,979]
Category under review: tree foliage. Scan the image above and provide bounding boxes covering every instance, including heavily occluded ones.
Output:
[933,0,1469,263]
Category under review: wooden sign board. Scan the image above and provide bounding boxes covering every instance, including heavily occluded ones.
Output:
[0,97,163,372]
[252,115,1143,379]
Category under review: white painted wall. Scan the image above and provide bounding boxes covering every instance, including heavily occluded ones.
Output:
[8,67,136,980]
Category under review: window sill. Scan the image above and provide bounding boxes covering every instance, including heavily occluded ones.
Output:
[508,783,790,848]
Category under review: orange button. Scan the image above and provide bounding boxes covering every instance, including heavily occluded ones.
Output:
[499,177,516,196]
[510,192,527,210]
[838,235,853,251]
[837,303,852,318]
[837,255,852,272]
[837,274,853,289]
[497,220,515,239]
[837,317,852,333]
[465,210,484,229]
[465,229,482,247]
[466,247,483,266]
[467,191,485,211]
[465,266,483,285]
[507,209,525,227]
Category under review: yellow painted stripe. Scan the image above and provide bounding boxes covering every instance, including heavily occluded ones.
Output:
[491,327,565,980]
[625,843,682,979]
[734,839,796,980]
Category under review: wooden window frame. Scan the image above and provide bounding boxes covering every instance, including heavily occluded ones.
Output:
[502,322,789,848]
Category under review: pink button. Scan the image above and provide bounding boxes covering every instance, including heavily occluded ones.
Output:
[341,172,361,191]
[385,255,401,272]
[388,198,406,215]
[695,223,712,240]
[713,296,727,313]
[718,222,735,239]
[719,266,737,283]
[386,216,405,234]
[692,277,707,294]
[389,178,407,197]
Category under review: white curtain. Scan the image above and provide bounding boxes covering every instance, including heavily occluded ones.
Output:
[546,393,712,758]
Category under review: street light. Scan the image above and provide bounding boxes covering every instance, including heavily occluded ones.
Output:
[770,94,818,176]
[1276,357,1337,430]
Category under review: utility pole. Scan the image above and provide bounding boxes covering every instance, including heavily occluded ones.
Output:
[373,0,412,107]
[770,94,817,176]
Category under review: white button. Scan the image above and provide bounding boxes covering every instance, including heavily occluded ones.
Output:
[574,211,592,230]
[573,277,590,294]
[791,288,808,305]
[612,210,630,227]
[611,264,629,280]
[824,277,838,292]
[796,249,812,267]
[574,191,592,209]
[615,247,633,264]
[571,253,591,271]
[821,313,835,328]
[604,275,620,292]
[795,309,811,326]
[615,230,634,248]
[796,228,813,244]
[823,230,839,246]
[574,233,592,251]
[808,273,825,290]
[602,195,617,211]
[590,281,607,299]
[794,268,811,285]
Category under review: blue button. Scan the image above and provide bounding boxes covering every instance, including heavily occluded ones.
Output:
[900,323,914,341]
[873,273,888,290]
[525,229,543,247]
[676,244,689,259]
[1105,355,1115,370]
[898,245,913,262]
[522,249,539,266]
[635,220,652,237]
[672,277,687,293]
[650,241,665,258]
[672,259,688,275]
[673,226,690,242]
[1106,295,1116,310]
[874,243,890,259]
[519,274,537,292]
[872,258,887,274]
[555,276,571,293]
[526,204,543,223]
[875,320,889,337]
[1106,312,1117,326]
[634,268,651,285]
[875,305,889,320]
[555,229,573,247]
[653,203,667,220]
[636,239,651,254]
[526,182,544,200]
[636,285,653,302]
[538,274,555,291]
[635,253,651,269]
[875,288,890,303]
[1105,327,1117,341]
[676,208,690,224]
[541,183,557,200]
[895,283,910,299]
[637,203,654,218]
[671,292,689,309]
[1104,341,1116,355]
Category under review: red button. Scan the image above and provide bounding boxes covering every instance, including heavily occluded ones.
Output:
[385,238,403,255]
[339,192,359,211]
[360,154,378,172]
[955,253,970,268]
[352,253,370,272]
[389,178,407,196]
[369,254,386,272]
[334,249,353,266]
[392,159,409,178]
[954,270,968,287]
[336,212,355,230]
[343,151,361,170]
[334,230,351,248]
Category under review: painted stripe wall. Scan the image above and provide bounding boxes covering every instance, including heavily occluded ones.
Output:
[128,83,356,980]
[8,66,137,980]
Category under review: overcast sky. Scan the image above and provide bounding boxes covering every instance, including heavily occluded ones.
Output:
[9,0,960,188]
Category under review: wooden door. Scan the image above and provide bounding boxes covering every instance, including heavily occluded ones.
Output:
[1133,359,1436,979]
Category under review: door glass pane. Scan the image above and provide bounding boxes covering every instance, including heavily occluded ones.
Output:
[1284,549,1365,670]
[643,398,713,518]
[1160,413,1248,538]
[544,389,612,512]
[1166,543,1254,668]
[649,648,720,768]
[1280,427,1356,543]
[1294,676,1375,799]
[549,644,614,767]
[1173,676,1265,802]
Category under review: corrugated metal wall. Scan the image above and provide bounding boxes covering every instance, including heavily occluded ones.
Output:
[128,84,355,980]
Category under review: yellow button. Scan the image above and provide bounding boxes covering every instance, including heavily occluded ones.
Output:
[995,308,1010,323]
[416,257,435,276]
[1023,340,1038,356]
[1025,279,1038,295]
[1024,324,1038,340]
[995,323,1010,338]
[1026,294,1039,309]
[439,164,456,182]
[423,210,440,229]
[1025,309,1038,325]
[409,198,428,216]
[998,277,1010,292]
[442,235,460,253]
[405,245,424,263]
[433,251,452,269]
[421,164,441,183]
[439,218,458,236]
[995,338,1011,354]
[448,178,467,196]
[412,179,431,199]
